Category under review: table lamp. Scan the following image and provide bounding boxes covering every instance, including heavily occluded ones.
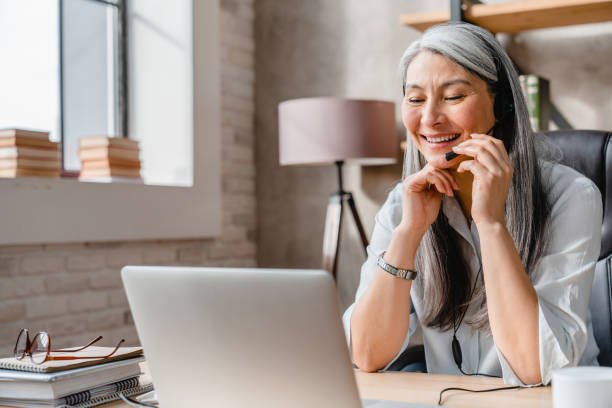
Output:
[278,97,397,278]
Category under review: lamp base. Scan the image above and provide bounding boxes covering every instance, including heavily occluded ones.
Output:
[322,190,368,279]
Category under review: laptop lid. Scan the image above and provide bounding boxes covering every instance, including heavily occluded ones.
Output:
[121,266,363,408]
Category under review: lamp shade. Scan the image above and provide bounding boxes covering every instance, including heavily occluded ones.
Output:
[278,98,397,166]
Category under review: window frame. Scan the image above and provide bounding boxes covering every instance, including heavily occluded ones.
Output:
[0,0,221,245]
[59,0,128,174]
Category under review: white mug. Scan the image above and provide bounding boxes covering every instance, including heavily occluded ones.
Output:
[552,366,612,408]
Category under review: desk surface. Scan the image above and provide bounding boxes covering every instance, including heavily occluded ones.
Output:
[97,368,551,408]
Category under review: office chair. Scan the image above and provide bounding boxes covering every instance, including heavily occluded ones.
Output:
[545,129,612,367]
[388,129,612,372]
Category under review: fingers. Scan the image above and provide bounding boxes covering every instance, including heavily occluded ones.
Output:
[428,171,455,197]
[452,134,512,176]
[404,166,458,197]
[454,134,508,162]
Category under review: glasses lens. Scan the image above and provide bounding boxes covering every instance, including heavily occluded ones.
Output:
[14,329,27,360]
[31,333,50,364]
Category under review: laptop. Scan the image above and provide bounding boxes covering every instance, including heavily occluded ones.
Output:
[121,266,438,408]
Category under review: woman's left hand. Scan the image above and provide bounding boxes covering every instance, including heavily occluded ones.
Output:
[451,132,513,225]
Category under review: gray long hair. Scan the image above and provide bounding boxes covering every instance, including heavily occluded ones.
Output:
[398,23,551,331]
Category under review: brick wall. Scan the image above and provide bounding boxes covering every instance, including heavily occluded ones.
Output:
[0,0,256,357]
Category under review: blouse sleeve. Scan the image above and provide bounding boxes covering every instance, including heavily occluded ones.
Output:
[341,184,419,371]
[497,175,602,386]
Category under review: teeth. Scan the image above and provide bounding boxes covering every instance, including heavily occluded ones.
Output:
[425,134,460,143]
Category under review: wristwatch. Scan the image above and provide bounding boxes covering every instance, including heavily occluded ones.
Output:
[377,252,418,280]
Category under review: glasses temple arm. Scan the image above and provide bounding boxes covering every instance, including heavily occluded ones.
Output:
[50,335,103,353]
[45,339,126,361]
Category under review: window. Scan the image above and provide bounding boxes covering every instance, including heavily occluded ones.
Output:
[61,0,127,172]
[0,0,127,174]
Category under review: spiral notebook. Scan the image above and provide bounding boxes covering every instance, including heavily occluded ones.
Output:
[0,377,154,408]
[0,347,143,373]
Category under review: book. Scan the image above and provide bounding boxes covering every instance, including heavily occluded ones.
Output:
[0,356,144,400]
[0,137,58,150]
[0,377,154,408]
[81,159,141,170]
[0,129,50,140]
[0,158,61,170]
[79,136,139,151]
[79,167,141,179]
[0,346,143,373]
[78,147,139,162]
[519,74,551,132]
[0,146,60,160]
[0,168,60,178]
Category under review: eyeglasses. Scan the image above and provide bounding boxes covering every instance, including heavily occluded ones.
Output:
[13,328,125,365]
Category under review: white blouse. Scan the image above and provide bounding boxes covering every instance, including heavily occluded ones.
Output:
[342,161,602,386]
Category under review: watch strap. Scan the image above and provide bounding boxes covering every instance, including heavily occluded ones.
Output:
[377,252,417,280]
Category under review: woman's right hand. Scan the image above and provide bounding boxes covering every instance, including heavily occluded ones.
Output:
[400,164,458,235]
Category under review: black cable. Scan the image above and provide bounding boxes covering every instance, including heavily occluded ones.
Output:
[451,264,502,379]
[438,385,521,405]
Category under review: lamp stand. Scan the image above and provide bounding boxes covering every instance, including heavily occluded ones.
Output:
[322,161,369,279]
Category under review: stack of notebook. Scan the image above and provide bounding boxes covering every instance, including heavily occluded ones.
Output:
[0,347,153,407]
[78,136,142,181]
[0,129,61,178]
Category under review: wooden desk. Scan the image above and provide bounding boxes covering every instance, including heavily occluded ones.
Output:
[99,366,551,408]
[355,371,551,408]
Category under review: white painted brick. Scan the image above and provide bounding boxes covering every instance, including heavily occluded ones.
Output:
[222,64,255,84]
[222,110,254,131]
[108,289,129,308]
[46,274,89,294]
[177,247,203,263]
[231,242,257,258]
[26,296,68,319]
[222,161,255,178]
[229,48,254,69]
[66,254,106,272]
[21,255,64,275]
[0,276,45,300]
[207,244,232,260]
[223,144,254,163]
[106,249,143,268]
[107,326,141,346]
[0,245,41,255]
[89,269,123,290]
[237,3,255,21]
[222,94,255,114]
[0,257,16,277]
[87,309,125,331]
[30,314,89,337]
[67,292,108,313]
[221,226,248,242]
[0,322,24,345]
[221,32,254,53]
[222,78,254,99]
[142,247,177,264]
[0,300,26,323]
[224,177,255,194]
[223,193,257,211]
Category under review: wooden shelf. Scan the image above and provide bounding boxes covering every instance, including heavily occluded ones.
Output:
[400,0,612,33]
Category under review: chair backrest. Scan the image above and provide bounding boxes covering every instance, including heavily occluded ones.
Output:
[543,130,612,366]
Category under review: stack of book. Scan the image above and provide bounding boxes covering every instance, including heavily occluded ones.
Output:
[0,129,60,178]
[78,136,141,181]
[0,346,152,407]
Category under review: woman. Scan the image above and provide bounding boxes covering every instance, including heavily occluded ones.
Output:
[343,23,601,386]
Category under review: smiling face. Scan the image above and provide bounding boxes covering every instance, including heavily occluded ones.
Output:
[402,50,496,169]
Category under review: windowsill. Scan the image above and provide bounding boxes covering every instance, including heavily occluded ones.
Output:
[0,171,220,245]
